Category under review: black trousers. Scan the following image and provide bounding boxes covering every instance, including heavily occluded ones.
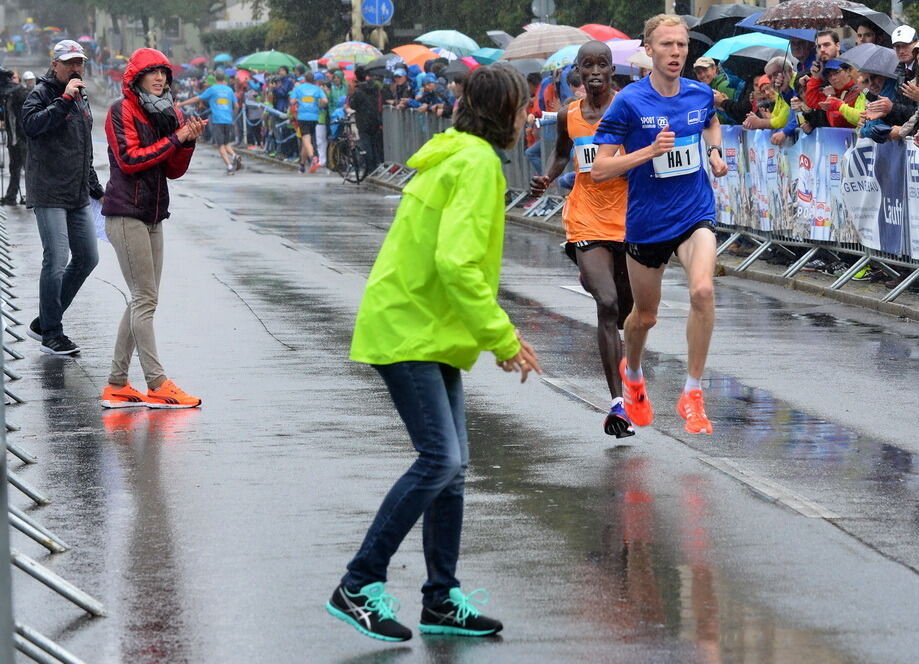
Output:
[4,142,26,202]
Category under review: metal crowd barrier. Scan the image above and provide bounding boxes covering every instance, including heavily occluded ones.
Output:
[377,109,919,304]
[0,206,100,664]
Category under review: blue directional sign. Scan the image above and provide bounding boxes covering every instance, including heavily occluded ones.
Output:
[362,0,394,27]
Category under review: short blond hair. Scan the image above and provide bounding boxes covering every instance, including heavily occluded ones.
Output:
[644,14,688,44]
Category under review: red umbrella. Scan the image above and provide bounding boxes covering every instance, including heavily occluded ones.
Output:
[580,24,630,41]
[189,56,208,67]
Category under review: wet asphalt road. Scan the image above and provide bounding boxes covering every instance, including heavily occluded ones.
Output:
[3,130,918,663]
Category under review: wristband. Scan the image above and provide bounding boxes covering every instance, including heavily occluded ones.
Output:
[707,145,722,159]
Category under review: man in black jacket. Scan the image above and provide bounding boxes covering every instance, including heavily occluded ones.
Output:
[21,40,104,355]
[1,69,30,206]
[349,66,384,172]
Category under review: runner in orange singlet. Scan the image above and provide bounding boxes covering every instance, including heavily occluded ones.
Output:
[531,40,635,438]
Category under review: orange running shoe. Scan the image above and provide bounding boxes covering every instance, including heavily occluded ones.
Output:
[101,383,148,409]
[618,358,654,426]
[146,379,202,409]
[677,389,713,434]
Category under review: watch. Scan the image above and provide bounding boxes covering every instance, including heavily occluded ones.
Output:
[707,145,723,159]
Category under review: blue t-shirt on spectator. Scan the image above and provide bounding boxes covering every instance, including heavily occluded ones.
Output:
[594,76,716,244]
[199,83,236,124]
[291,83,327,121]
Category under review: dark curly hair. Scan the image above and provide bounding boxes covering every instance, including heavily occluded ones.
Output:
[454,63,529,149]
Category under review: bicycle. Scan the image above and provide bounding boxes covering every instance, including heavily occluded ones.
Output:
[327,116,368,184]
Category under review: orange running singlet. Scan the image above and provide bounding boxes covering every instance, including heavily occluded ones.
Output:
[562,99,628,243]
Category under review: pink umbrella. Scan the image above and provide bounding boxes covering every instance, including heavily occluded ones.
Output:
[78,35,93,42]
[605,39,643,68]
[459,56,480,70]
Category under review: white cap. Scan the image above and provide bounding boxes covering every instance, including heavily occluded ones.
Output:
[892,25,917,45]
[52,39,86,62]
[22,71,35,80]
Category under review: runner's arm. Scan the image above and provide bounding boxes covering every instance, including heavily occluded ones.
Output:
[591,139,667,183]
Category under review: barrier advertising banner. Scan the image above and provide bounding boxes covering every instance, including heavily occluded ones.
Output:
[841,137,906,255]
[904,143,919,260]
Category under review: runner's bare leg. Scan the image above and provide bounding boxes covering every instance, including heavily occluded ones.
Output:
[623,256,665,373]
[577,246,623,399]
[675,227,717,380]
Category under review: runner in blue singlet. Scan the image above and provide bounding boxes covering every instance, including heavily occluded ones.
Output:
[591,13,728,435]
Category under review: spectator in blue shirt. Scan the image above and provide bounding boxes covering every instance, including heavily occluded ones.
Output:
[290,71,328,173]
[179,70,241,173]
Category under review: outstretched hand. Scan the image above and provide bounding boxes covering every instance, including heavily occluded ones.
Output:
[497,332,542,383]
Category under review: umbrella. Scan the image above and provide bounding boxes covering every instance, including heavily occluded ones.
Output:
[627,51,652,71]
[323,41,382,64]
[42,26,62,32]
[508,58,546,76]
[487,30,513,49]
[364,54,406,77]
[430,47,458,61]
[444,59,472,80]
[756,0,860,30]
[175,68,203,80]
[502,24,590,60]
[237,50,305,72]
[77,35,93,42]
[722,46,797,78]
[11,36,22,42]
[606,39,643,68]
[214,53,233,63]
[681,15,701,30]
[189,56,208,67]
[838,42,898,77]
[471,47,504,64]
[579,24,630,41]
[840,6,900,41]
[224,67,237,76]
[694,3,760,41]
[416,30,479,57]
[736,12,817,42]
[704,33,790,62]
[543,44,581,72]
[392,44,439,67]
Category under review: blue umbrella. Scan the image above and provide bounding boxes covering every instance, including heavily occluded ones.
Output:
[704,32,790,62]
[471,47,504,65]
[736,12,816,42]
[214,52,233,63]
[543,44,580,72]
[416,30,479,57]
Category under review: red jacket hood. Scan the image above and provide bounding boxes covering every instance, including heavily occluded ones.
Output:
[122,48,173,98]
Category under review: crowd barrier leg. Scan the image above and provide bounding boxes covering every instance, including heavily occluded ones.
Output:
[830,254,873,290]
[7,471,50,506]
[10,550,106,617]
[9,510,69,554]
[782,246,821,279]
[882,266,919,303]
[15,624,87,664]
[7,440,36,464]
[716,232,742,256]
[3,345,23,361]
[736,240,775,272]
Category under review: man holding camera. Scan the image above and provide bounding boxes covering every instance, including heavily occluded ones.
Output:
[21,39,104,355]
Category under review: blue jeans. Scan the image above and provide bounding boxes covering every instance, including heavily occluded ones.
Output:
[33,206,99,339]
[525,142,543,176]
[343,361,468,607]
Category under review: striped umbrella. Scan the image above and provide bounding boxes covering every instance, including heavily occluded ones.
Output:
[323,41,382,64]
[502,25,591,61]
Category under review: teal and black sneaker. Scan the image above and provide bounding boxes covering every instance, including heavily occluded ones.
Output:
[326,582,412,642]
[419,587,503,637]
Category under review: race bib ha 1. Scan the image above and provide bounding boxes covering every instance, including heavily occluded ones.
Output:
[652,133,701,179]
[573,135,597,173]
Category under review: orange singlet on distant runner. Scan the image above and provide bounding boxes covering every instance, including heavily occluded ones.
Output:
[562,99,628,243]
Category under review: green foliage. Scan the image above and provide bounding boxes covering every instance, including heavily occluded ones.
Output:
[555,0,664,39]
[201,22,271,55]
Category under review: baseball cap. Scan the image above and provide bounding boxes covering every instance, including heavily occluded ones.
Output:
[423,73,436,84]
[822,59,848,71]
[53,40,86,62]
[22,71,36,80]
[393,68,406,77]
[892,25,917,45]
[693,57,716,69]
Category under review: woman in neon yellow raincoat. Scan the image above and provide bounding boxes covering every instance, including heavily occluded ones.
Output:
[327,65,542,642]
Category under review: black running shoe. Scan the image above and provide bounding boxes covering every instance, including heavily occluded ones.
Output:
[40,335,80,355]
[234,154,243,171]
[604,401,635,439]
[326,582,412,642]
[419,588,503,637]
[27,317,42,342]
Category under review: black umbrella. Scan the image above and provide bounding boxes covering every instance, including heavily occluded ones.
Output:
[681,14,701,30]
[723,45,797,79]
[838,42,898,77]
[487,30,513,49]
[443,59,472,81]
[175,67,203,80]
[694,4,761,42]
[841,6,899,45]
[364,53,405,77]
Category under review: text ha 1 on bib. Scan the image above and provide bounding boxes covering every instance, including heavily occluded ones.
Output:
[652,133,701,179]
[574,135,597,173]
